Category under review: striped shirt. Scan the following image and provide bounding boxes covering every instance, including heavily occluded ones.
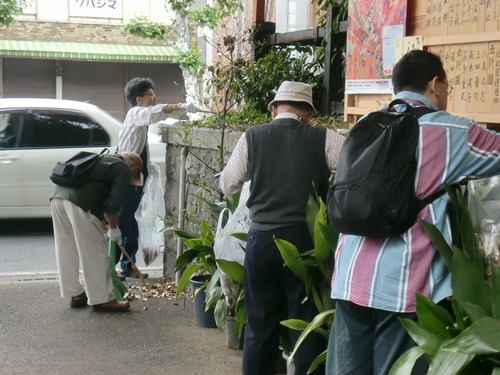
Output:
[331,91,500,313]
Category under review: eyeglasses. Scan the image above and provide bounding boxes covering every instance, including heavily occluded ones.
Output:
[441,80,453,95]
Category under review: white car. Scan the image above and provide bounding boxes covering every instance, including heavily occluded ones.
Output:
[0,98,166,219]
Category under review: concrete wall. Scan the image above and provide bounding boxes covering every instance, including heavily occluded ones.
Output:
[161,124,241,279]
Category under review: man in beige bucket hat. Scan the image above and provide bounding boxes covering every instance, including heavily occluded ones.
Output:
[220,80,345,375]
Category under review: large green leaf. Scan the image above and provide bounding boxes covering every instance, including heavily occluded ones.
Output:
[175,263,202,297]
[306,194,320,237]
[235,302,246,337]
[206,284,223,312]
[283,309,335,361]
[275,238,308,281]
[199,219,215,244]
[281,318,310,331]
[399,318,448,356]
[164,226,196,240]
[443,317,500,354]
[415,294,454,338]
[182,239,213,253]
[491,264,500,320]
[314,206,330,262]
[174,248,201,271]
[213,295,228,331]
[318,219,338,250]
[229,232,248,242]
[451,297,467,332]
[427,349,473,375]
[389,346,426,374]
[455,188,485,273]
[420,219,453,271]
[307,350,327,374]
[217,259,244,284]
[458,301,489,323]
[451,248,491,315]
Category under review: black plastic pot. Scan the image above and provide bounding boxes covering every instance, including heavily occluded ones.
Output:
[225,315,244,350]
[190,275,216,328]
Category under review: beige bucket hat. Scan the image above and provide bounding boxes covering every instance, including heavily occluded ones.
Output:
[267,81,317,113]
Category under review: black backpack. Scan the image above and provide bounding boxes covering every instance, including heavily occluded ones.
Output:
[327,99,442,237]
[50,148,109,187]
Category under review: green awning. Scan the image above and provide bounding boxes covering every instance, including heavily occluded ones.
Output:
[0,40,179,62]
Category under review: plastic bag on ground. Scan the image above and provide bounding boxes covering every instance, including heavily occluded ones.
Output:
[135,163,165,266]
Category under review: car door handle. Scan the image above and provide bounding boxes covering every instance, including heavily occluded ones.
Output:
[0,155,18,164]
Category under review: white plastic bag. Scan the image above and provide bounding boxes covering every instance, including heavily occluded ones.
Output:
[468,176,500,266]
[214,181,251,264]
[214,181,251,309]
[135,163,165,266]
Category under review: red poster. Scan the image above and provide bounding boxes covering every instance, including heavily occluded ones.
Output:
[346,0,407,94]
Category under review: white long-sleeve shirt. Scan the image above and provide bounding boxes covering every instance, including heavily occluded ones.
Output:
[118,104,168,176]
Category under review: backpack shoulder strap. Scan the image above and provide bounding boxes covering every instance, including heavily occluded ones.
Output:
[387,99,436,119]
[410,106,436,119]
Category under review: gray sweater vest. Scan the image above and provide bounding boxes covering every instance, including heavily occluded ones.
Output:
[245,118,330,231]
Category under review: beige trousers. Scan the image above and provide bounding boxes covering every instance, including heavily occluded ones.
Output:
[51,198,114,305]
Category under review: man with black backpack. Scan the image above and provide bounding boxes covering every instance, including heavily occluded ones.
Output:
[50,152,142,312]
[326,50,500,374]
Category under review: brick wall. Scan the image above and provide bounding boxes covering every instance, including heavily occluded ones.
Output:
[0,20,167,45]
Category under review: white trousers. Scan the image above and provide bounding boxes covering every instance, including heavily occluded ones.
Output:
[51,198,114,305]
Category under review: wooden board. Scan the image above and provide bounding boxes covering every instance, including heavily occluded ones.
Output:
[344,0,500,129]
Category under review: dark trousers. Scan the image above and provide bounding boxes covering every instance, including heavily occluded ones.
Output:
[115,184,143,270]
[326,300,429,375]
[242,225,326,375]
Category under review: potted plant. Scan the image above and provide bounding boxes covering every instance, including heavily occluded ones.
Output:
[169,192,247,331]
[168,219,219,328]
[390,184,500,374]
[216,258,246,349]
[277,193,338,374]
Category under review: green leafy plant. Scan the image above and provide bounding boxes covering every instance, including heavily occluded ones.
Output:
[124,15,170,40]
[278,193,338,373]
[0,0,27,27]
[169,190,248,334]
[173,46,204,74]
[170,219,218,296]
[390,184,500,375]
[217,258,246,339]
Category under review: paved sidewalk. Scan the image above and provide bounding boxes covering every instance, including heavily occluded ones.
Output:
[0,271,243,375]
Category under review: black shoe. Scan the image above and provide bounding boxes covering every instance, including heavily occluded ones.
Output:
[70,291,87,308]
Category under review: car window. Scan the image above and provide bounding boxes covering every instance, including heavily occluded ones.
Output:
[20,111,110,148]
[0,113,22,149]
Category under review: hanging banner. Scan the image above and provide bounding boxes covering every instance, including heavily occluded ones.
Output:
[345,0,407,94]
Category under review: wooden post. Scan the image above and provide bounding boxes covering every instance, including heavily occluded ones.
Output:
[322,5,347,116]
[253,0,265,24]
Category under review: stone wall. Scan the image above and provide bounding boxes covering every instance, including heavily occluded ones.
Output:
[161,124,241,279]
